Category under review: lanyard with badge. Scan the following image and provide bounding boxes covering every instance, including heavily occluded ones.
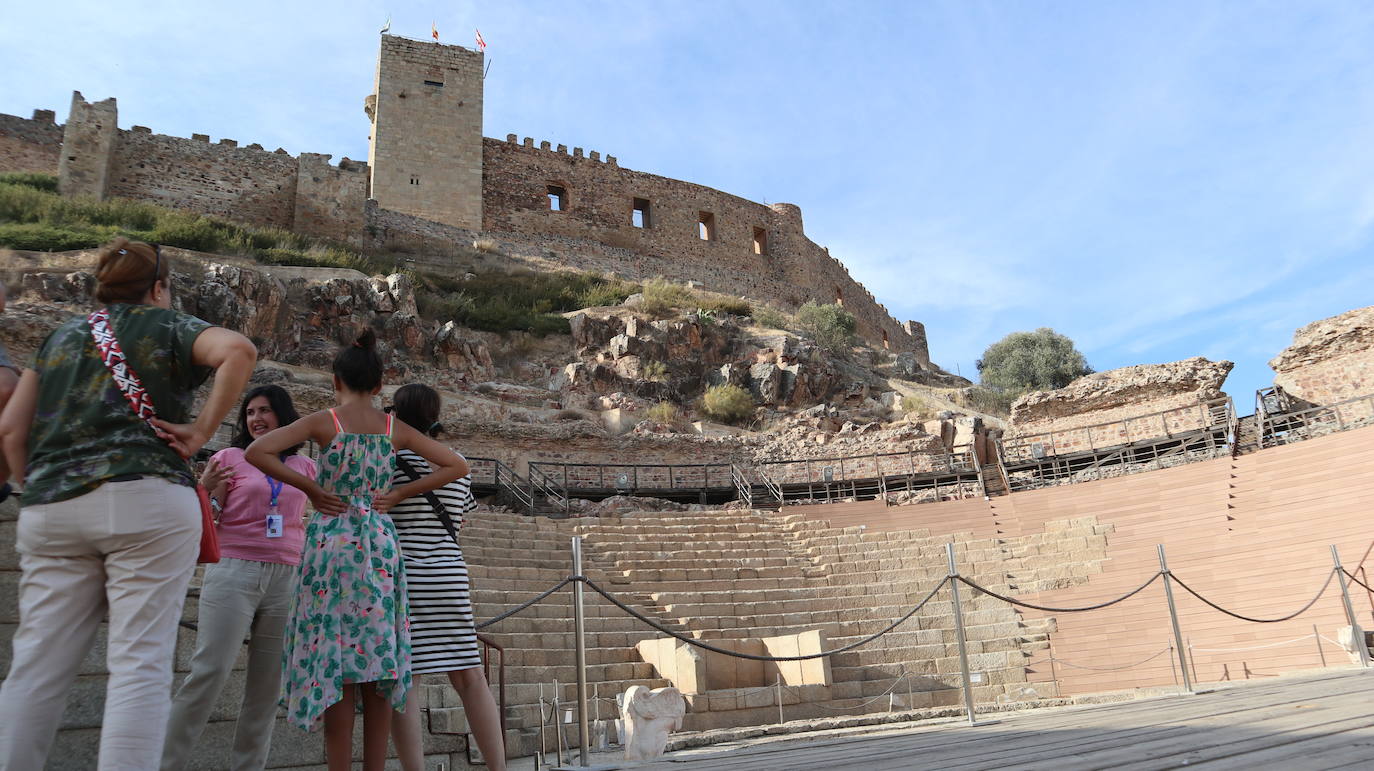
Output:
[265,474,284,538]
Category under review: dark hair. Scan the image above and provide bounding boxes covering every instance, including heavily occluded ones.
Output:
[332,328,383,393]
[95,238,168,304]
[231,385,303,456]
[392,383,442,437]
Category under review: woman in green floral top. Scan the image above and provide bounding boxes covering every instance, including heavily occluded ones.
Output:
[246,329,466,771]
[0,238,257,770]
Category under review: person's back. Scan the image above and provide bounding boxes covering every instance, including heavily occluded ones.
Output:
[23,303,211,506]
[0,238,257,770]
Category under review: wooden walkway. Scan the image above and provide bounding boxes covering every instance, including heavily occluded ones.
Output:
[640,669,1374,770]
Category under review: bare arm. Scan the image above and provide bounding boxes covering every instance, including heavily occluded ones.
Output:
[246,411,345,515]
[0,370,38,486]
[373,421,469,511]
[151,327,257,458]
[0,367,16,482]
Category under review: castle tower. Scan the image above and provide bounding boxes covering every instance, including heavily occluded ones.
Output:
[58,91,118,199]
[365,34,484,230]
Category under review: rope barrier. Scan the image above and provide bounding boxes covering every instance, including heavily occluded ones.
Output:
[1192,634,1319,651]
[474,577,575,630]
[1024,647,1172,673]
[1170,570,1334,623]
[955,572,1162,613]
[800,672,920,712]
[579,575,949,661]
[1342,569,1374,593]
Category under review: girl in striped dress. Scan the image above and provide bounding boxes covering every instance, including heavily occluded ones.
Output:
[387,384,506,771]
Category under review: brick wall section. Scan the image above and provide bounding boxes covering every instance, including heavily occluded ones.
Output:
[0,110,61,175]
[367,35,484,230]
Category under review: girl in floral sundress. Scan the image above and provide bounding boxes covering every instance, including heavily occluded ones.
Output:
[246,329,468,771]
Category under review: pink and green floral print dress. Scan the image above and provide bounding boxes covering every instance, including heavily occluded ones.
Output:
[280,410,411,732]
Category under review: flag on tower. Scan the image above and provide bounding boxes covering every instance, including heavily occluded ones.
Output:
[380,16,390,34]
[432,22,439,42]
[475,28,486,51]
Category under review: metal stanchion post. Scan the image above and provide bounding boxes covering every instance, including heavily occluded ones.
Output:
[1330,545,1371,668]
[1158,545,1194,693]
[1314,624,1327,667]
[556,539,618,771]
[776,674,784,725]
[946,543,981,726]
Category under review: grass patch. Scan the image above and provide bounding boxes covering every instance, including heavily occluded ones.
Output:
[639,277,752,319]
[901,394,934,420]
[753,305,791,330]
[413,269,638,336]
[0,175,396,273]
[642,360,669,382]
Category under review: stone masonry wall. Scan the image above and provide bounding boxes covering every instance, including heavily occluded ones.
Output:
[367,35,484,230]
[106,127,300,229]
[1005,357,1233,458]
[481,135,928,357]
[36,92,369,241]
[0,110,61,175]
[1270,304,1374,407]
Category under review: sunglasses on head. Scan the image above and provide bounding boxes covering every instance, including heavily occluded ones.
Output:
[148,244,163,294]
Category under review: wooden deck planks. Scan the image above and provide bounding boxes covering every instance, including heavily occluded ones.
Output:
[641,669,1374,770]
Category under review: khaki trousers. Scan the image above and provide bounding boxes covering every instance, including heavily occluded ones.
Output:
[160,557,297,771]
[0,477,199,771]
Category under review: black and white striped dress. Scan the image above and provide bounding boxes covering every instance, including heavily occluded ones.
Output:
[389,450,482,674]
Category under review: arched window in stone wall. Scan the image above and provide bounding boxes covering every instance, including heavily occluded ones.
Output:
[547,184,567,211]
[835,286,844,306]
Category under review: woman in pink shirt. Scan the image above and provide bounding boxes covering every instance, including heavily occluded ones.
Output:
[160,385,317,771]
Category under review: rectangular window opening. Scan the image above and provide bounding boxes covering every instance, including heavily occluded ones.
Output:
[753,226,768,255]
[632,198,651,229]
[410,175,420,186]
[698,211,716,241]
[423,80,445,88]
[548,185,566,211]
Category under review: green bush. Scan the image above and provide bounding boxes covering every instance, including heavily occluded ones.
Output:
[753,305,790,329]
[795,301,857,354]
[0,222,118,251]
[642,360,669,382]
[645,401,681,425]
[701,384,755,424]
[977,328,1092,393]
[0,173,59,192]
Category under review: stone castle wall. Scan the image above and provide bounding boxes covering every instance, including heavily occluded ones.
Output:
[2,93,368,242]
[0,110,61,175]
[0,35,931,359]
[481,135,926,356]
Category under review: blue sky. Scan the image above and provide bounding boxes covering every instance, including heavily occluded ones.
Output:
[5,1,1373,407]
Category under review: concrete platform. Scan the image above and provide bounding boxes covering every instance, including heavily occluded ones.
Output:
[632,668,1374,770]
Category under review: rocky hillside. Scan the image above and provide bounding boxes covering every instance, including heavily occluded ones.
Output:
[1,247,989,472]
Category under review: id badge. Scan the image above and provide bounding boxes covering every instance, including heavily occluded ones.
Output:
[266,509,284,539]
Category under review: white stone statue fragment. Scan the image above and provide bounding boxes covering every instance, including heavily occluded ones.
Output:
[620,685,685,762]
